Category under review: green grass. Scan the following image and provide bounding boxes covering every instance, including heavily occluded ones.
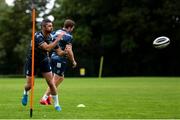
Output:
[0,77,179,119]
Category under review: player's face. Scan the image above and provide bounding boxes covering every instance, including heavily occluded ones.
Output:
[44,22,53,33]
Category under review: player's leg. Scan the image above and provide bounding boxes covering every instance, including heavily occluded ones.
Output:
[49,75,64,105]
[40,74,64,105]
[40,57,66,106]
[39,72,53,105]
[40,58,61,111]
[42,74,64,95]
[54,74,64,86]
[21,76,32,106]
[42,72,57,95]
[21,58,34,106]
[42,72,61,111]
[40,57,55,105]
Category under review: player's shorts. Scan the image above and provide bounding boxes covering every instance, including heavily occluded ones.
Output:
[51,55,67,76]
[24,57,52,76]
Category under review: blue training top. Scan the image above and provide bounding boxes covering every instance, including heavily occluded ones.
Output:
[27,31,55,63]
[51,29,73,59]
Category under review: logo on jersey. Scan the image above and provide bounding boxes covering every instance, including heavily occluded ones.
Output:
[57,63,61,68]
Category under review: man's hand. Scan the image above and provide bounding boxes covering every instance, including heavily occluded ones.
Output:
[72,61,77,68]
[55,48,67,57]
[64,44,76,68]
[56,32,66,41]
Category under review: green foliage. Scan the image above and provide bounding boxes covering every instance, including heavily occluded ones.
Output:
[0,0,180,75]
[74,26,92,46]
[52,0,179,52]
[0,0,49,74]
[50,0,180,76]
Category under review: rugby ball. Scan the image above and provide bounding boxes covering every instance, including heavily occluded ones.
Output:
[153,36,170,49]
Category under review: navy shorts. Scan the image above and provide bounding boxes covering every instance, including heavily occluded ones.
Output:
[51,55,67,76]
[24,57,52,76]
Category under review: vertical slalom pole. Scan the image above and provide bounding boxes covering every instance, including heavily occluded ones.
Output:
[98,56,104,78]
[30,1,35,118]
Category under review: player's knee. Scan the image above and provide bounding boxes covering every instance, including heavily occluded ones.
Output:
[25,84,31,91]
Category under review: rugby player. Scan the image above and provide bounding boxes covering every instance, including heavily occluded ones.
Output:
[39,19,77,107]
[21,19,66,111]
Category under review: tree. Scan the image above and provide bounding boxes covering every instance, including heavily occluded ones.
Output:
[51,0,180,76]
[0,0,50,74]
[0,0,180,76]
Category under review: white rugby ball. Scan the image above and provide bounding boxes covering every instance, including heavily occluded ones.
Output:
[153,36,170,49]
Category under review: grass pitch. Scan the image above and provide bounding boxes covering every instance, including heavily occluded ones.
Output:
[0,77,179,119]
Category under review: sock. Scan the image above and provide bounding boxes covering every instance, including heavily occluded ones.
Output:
[23,89,28,95]
[52,95,60,107]
[42,94,49,100]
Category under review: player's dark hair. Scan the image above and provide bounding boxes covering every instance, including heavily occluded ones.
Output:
[41,19,52,28]
[64,19,75,29]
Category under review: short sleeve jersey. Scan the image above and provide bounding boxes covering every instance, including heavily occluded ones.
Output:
[52,29,73,51]
[27,31,53,63]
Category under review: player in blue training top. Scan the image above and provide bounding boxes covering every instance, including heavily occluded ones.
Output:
[21,19,66,111]
[40,19,77,106]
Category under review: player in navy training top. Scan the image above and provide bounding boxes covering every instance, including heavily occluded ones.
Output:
[21,19,66,111]
[40,19,77,105]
